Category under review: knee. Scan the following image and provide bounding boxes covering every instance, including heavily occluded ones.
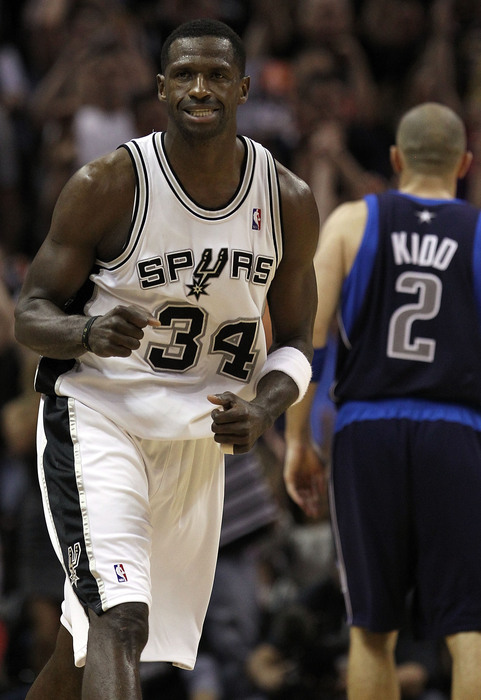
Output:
[446,630,481,663]
[89,602,149,655]
[350,626,398,656]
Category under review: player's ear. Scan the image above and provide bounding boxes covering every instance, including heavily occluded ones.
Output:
[390,145,403,174]
[238,76,250,105]
[157,75,166,102]
[457,151,473,179]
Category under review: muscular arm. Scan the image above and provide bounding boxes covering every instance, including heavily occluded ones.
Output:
[284,198,367,515]
[15,149,159,359]
[210,164,320,451]
[255,163,320,414]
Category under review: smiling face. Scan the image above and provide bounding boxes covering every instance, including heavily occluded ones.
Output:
[157,36,249,142]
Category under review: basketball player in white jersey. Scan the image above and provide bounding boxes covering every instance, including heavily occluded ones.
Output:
[15,18,319,700]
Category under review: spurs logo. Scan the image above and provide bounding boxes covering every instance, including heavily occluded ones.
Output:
[68,542,81,587]
[186,248,228,300]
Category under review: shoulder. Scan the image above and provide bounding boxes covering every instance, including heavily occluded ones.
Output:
[50,147,136,252]
[265,160,319,266]
[245,139,314,207]
[274,160,319,239]
[54,148,135,217]
[320,199,368,276]
[71,147,135,196]
[323,198,368,237]
[275,160,316,208]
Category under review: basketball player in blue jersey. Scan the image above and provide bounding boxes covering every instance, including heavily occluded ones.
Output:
[284,101,481,699]
[14,19,319,700]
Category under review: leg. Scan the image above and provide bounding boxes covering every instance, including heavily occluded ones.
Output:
[26,623,83,700]
[347,626,400,700]
[445,631,481,700]
[81,602,149,700]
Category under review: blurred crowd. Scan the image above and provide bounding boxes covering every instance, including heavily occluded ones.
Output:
[2,0,481,698]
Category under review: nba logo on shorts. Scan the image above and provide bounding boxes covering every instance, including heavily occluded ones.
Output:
[114,564,128,583]
[252,208,261,230]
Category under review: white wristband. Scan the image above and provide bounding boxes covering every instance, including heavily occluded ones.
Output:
[256,346,312,405]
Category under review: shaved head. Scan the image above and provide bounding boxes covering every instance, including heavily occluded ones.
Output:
[396,102,467,175]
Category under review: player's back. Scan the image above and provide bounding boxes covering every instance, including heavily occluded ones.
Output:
[333,189,481,406]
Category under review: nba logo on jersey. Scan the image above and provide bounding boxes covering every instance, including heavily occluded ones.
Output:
[252,208,261,230]
[114,564,128,583]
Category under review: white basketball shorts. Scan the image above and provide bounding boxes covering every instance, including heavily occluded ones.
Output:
[36,395,225,670]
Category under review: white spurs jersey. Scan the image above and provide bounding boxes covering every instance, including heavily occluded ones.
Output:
[38,133,283,439]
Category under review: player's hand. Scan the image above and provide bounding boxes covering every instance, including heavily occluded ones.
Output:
[208,392,270,454]
[84,305,160,357]
[283,438,326,518]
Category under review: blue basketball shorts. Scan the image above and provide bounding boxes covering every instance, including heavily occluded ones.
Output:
[330,398,481,639]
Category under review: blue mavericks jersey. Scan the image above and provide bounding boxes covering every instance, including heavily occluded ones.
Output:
[334,190,481,406]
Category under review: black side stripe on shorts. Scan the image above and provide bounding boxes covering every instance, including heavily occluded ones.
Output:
[42,395,103,614]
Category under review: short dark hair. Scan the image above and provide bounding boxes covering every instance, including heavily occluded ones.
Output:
[160,18,246,76]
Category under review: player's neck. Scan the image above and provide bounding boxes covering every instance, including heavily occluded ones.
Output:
[164,132,245,208]
[398,173,457,200]
[164,127,240,169]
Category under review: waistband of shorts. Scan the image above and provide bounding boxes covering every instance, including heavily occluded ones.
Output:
[335,398,481,433]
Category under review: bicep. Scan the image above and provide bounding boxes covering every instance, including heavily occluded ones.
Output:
[312,236,345,347]
[19,174,101,308]
[312,200,367,347]
[268,256,317,351]
[19,150,134,310]
[268,179,319,351]
[19,234,96,309]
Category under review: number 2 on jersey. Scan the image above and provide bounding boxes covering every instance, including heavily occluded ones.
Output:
[387,271,442,362]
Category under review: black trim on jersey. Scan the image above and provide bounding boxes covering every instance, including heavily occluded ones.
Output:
[267,161,281,268]
[35,273,98,395]
[64,273,97,314]
[42,396,103,615]
[35,358,76,395]
[98,141,150,272]
[153,132,255,220]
